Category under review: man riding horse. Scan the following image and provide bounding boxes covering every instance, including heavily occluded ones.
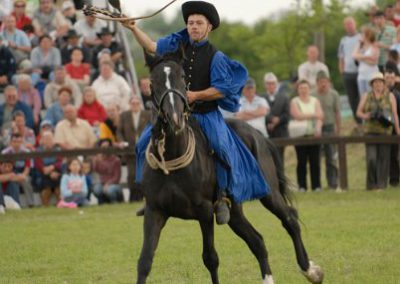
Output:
[122,1,270,224]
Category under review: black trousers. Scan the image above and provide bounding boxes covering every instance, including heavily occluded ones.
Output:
[389,131,400,186]
[366,143,391,189]
[343,73,362,125]
[295,145,321,190]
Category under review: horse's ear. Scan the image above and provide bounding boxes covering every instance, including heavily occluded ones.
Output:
[175,42,186,64]
[143,49,160,71]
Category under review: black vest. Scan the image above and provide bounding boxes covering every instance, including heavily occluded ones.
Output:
[183,41,218,114]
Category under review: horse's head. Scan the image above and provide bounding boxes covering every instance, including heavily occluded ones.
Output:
[145,48,189,135]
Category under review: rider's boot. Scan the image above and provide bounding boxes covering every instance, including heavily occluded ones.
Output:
[215,191,231,225]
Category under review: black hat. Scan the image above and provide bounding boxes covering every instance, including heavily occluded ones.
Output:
[64,29,81,39]
[373,10,385,17]
[96,27,115,38]
[182,1,220,30]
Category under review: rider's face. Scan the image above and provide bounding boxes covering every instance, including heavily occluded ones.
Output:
[187,14,212,42]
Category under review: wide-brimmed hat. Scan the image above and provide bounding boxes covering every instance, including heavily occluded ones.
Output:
[64,29,80,39]
[97,27,115,38]
[369,73,385,85]
[182,1,220,30]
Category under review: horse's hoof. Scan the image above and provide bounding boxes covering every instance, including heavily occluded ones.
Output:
[301,261,324,284]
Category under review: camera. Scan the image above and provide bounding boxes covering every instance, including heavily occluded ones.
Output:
[370,108,393,128]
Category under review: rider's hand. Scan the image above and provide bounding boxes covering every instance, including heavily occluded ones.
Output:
[121,19,136,30]
[187,91,198,104]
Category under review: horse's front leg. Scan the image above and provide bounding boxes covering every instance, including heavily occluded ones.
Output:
[137,208,167,284]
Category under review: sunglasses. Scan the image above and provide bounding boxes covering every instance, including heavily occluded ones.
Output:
[14,4,26,8]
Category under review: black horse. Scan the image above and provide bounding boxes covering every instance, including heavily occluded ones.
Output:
[137,51,324,284]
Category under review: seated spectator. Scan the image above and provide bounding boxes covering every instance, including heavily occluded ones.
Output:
[1,15,32,66]
[0,0,13,22]
[0,85,34,136]
[32,0,70,39]
[99,103,120,143]
[139,76,153,110]
[58,157,88,208]
[1,133,34,207]
[54,104,97,149]
[61,1,80,26]
[0,159,21,213]
[90,48,113,80]
[44,86,72,127]
[74,15,105,49]
[35,119,53,146]
[30,35,61,80]
[82,158,94,200]
[4,111,35,150]
[44,66,81,108]
[17,74,42,128]
[0,36,17,91]
[91,61,131,110]
[64,47,91,90]
[92,138,122,204]
[91,28,122,70]
[77,87,106,126]
[35,131,62,206]
[236,78,269,137]
[61,29,91,65]
[12,0,32,31]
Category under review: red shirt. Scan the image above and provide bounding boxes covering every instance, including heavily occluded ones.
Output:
[12,12,32,31]
[65,63,90,80]
[77,100,107,126]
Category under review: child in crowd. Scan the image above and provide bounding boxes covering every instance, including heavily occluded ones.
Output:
[82,158,95,201]
[0,160,21,214]
[58,158,88,208]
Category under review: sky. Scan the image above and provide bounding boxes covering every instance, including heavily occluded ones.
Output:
[114,0,375,25]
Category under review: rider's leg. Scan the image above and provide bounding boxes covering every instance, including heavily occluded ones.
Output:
[214,161,231,225]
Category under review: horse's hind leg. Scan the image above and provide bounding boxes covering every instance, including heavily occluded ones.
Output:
[228,203,274,284]
[137,209,167,284]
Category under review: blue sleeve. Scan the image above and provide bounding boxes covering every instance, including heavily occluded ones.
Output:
[156,29,190,56]
[210,51,248,112]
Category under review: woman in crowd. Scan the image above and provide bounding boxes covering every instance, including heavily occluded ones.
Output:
[64,47,91,90]
[99,103,120,143]
[77,86,107,126]
[16,74,42,128]
[4,111,36,150]
[30,34,61,80]
[290,80,324,192]
[357,73,400,190]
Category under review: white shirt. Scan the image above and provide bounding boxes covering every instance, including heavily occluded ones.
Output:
[74,18,106,42]
[298,61,330,88]
[239,95,269,137]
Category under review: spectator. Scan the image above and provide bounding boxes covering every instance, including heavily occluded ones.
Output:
[374,10,396,72]
[0,0,13,21]
[1,15,32,65]
[338,16,363,128]
[81,158,94,201]
[58,157,88,208]
[385,50,400,75]
[61,1,80,25]
[91,61,131,110]
[235,77,269,137]
[77,86,107,126]
[35,119,53,146]
[385,4,395,25]
[312,71,341,190]
[0,160,21,213]
[390,26,400,66]
[44,86,72,127]
[394,1,400,27]
[262,72,290,163]
[353,26,380,98]
[92,138,122,204]
[0,85,34,134]
[384,70,400,186]
[12,0,32,31]
[117,96,150,201]
[290,80,324,192]
[74,15,105,49]
[54,104,97,149]
[4,110,36,150]
[35,131,62,206]
[64,47,91,90]
[99,103,120,143]
[16,74,42,128]
[91,27,122,70]
[357,73,400,190]
[2,132,34,207]
[0,35,17,91]
[139,77,153,110]
[32,0,70,39]
[61,29,91,65]
[298,45,330,89]
[30,35,61,80]
[44,66,81,108]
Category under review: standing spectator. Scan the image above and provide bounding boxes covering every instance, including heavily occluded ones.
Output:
[61,1,80,26]
[58,157,88,208]
[1,15,32,65]
[139,77,153,110]
[32,0,70,39]
[77,86,107,126]
[117,96,150,201]
[2,133,34,207]
[262,72,290,163]
[91,27,123,70]
[235,77,269,137]
[16,74,42,128]
[353,27,380,98]
[385,4,395,25]
[35,131,62,206]
[30,35,61,80]
[99,103,120,143]
[384,70,400,186]
[64,48,91,90]
[0,160,21,214]
[0,85,34,134]
[0,36,17,92]
[298,45,330,89]
[357,73,400,190]
[91,61,131,110]
[74,15,105,49]
[290,80,324,192]
[92,138,122,204]
[338,17,363,128]
[312,71,341,190]
[61,29,91,65]
[374,11,396,72]
[12,0,32,31]
[44,66,81,108]
[385,50,400,75]
[54,104,97,149]
[44,86,72,127]
[390,27,400,66]
[4,111,36,150]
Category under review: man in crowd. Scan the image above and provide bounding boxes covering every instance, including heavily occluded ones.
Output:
[298,45,330,89]
[74,15,105,49]
[0,35,17,92]
[32,0,70,38]
[45,86,73,127]
[61,29,91,65]
[91,27,122,70]
[374,10,396,72]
